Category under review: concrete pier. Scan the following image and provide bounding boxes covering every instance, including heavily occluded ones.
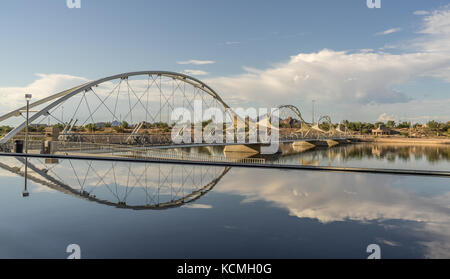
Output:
[224,144,260,155]
[326,140,339,147]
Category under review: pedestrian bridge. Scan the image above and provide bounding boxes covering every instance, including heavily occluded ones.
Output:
[0,71,353,155]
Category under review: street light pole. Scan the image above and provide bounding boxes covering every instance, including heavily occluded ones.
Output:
[23,94,32,198]
[25,94,32,154]
[312,100,315,124]
[23,157,29,197]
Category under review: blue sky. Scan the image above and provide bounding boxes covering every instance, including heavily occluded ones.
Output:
[1,0,449,123]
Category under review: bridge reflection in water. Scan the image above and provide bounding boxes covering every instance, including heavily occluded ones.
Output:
[0,156,230,210]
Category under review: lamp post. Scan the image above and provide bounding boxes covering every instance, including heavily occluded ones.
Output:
[312,100,315,125]
[25,94,32,154]
[23,94,32,198]
[22,158,29,197]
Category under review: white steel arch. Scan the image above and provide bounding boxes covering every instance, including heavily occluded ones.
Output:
[0,71,234,144]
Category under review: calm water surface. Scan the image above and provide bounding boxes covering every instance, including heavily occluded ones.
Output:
[0,143,449,258]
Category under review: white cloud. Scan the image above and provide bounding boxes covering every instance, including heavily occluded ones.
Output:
[202,6,450,121]
[375,27,402,36]
[177,59,215,65]
[419,8,450,35]
[206,49,448,106]
[414,10,430,16]
[375,108,450,124]
[377,113,397,122]
[183,204,213,209]
[215,168,450,258]
[375,238,401,247]
[183,69,209,76]
[225,41,240,46]
[333,98,450,124]
[414,7,450,55]
[0,73,88,110]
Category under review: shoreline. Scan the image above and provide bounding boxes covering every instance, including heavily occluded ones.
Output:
[359,137,450,145]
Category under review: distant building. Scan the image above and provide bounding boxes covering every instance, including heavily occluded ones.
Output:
[95,122,107,128]
[371,124,392,136]
[281,117,300,127]
[111,120,121,127]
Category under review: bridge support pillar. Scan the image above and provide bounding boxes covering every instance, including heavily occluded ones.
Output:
[13,140,24,153]
[292,141,316,151]
[224,144,260,154]
[42,141,56,154]
[275,141,317,155]
[45,127,59,141]
[326,140,339,147]
[305,140,328,147]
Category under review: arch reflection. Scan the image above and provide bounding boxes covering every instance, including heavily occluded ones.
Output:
[0,157,230,210]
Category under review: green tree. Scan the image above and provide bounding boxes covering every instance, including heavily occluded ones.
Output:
[85,123,96,132]
[427,120,439,129]
[375,122,384,128]
[202,119,213,128]
[397,121,410,128]
[121,121,129,129]
[0,125,13,134]
[386,120,396,128]
[347,122,362,131]
[53,123,64,131]
[364,123,375,130]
